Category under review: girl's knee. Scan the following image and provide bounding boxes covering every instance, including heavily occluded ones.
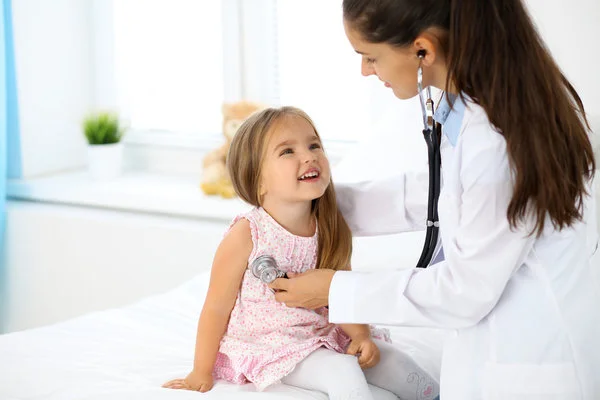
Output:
[316,351,366,382]
[329,352,363,371]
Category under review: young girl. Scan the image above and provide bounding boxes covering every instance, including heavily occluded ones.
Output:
[162,106,439,399]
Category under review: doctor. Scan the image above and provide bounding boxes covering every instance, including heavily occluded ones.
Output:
[269,0,600,398]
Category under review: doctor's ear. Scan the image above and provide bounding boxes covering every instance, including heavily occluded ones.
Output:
[413,36,437,66]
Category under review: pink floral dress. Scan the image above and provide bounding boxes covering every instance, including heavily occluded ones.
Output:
[213,207,388,390]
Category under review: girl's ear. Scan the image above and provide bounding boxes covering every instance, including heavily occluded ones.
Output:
[259,181,267,199]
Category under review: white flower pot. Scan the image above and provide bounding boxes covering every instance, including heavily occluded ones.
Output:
[87,143,124,181]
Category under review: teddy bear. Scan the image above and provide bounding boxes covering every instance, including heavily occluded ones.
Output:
[200,101,264,198]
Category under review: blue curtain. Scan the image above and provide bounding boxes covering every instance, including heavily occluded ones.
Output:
[1,0,21,238]
[1,0,22,330]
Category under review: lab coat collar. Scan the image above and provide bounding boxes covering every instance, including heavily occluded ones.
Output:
[433,93,467,147]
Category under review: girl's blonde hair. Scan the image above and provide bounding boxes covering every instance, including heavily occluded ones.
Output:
[227,106,352,271]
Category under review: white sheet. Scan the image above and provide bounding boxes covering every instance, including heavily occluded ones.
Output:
[0,271,446,400]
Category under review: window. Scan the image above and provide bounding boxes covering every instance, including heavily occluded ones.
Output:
[107,0,404,148]
[275,1,372,142]
[112,0,224,136]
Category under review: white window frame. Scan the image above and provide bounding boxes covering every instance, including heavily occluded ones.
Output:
[90,0,355,175]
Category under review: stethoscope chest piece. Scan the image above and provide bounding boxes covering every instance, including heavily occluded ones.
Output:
[250,255,288,284]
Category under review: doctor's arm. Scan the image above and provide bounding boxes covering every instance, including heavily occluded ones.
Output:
[272,128,536,328]
[329,137,536,329]
[335,168,429,236]
[334,265,381,369]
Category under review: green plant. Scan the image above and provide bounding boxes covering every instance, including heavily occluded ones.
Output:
[83,112,124,145]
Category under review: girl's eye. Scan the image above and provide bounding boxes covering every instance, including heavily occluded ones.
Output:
[366,57,376,64]
[280,148,293,156]
[310,143,322,150]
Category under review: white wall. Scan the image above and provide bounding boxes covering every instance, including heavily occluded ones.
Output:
[2,201,227,333]
[526,0,600,114]
[12,0,94,177]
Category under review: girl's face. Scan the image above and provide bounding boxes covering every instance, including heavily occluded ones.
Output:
[343,21,420,100]
[259,116,331,206]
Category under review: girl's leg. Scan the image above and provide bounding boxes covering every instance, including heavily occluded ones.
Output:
[364,339,440,400]
[281,347,376,400]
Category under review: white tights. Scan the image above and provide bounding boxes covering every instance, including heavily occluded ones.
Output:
[280,339,439,400]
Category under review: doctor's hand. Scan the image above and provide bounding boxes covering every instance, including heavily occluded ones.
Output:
[347,337,381,369]
[269,269,336,309]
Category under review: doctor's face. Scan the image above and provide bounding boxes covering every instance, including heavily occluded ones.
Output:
[344,20,421,100]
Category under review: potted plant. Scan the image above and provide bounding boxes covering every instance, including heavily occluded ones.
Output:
[83,112,125,180]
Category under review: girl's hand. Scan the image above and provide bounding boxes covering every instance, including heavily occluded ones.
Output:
[346,337,380,369]
[162,370,214,392]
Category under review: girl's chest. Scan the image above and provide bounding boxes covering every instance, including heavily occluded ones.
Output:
[256,234,318,274]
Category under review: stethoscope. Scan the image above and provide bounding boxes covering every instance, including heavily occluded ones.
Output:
[251,52,442,283]
[415,50,442,269]
[251,255,287,284]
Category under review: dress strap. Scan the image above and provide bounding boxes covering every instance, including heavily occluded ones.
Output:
[227,208,261,262]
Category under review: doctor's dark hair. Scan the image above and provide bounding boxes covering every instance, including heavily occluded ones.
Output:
[227,106,353,271]
[343,0,596,235]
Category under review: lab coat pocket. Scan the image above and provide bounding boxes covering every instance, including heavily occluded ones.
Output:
[481,362,580,400]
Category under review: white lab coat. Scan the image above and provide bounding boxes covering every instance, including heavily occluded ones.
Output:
[330,99,600,399]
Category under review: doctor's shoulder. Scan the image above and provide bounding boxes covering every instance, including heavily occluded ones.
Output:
[456,100,512,185]
[459,99,505,147]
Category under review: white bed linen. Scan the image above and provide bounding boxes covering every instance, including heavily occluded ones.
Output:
[0,271,446,400]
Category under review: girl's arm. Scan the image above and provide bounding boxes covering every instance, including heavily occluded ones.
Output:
[191,219,253,376]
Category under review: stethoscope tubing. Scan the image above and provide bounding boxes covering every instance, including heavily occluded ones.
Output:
[415,122,441,268]
[416,59,442,268]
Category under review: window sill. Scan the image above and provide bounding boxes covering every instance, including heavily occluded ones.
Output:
[123,129,356,171]
[7,170,251,222]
